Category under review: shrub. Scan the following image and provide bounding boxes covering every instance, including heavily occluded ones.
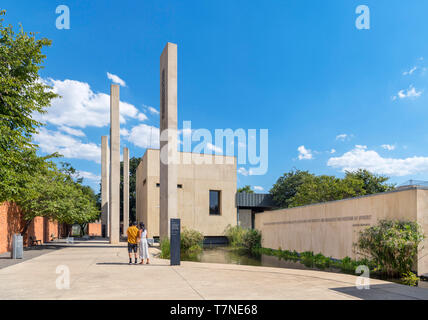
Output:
[224,225,246,247]
[242,229,262,252]
[160,238,170,259]
[224,225,262,253]
[181,228,204,253]
[300,251,314,268]
[159,228,204,260]
[401,271,419,287]
[314,253,331,269]
[356,219,425,276]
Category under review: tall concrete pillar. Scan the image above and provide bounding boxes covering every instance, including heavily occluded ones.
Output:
[159,42,178,240]
[122,147,129,236]
[109,84,120,244]
[101,136,110,238]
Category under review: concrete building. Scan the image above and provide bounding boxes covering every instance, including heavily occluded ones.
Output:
[136,149,237,239]
[255,185,428,276]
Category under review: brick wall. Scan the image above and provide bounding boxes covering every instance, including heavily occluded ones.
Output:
[0,202,24,254]
[0,202,66,254]
[87,223,102,236]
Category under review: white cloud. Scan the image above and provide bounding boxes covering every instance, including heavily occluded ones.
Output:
[336,134,349,141]
[37,79,147,128]
[394,85,422,100]
[34,128,101,163]
[107,72,126,87]
[78,171,101,182]
[127,124,159,149]
[330,149,336,154]
[147,106,160,115]
[138,113,148,121]
[381,144,396,151]
[403,66,417,76]
[253,186,264,191]
[238,167,249,176]
[206,143,223,154]
[120,128,130,137]
[297,145,313,160]
[327,145,428,176]
[58,125,85,137]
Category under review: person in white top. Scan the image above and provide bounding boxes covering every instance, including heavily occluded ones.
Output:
[138,223,150,264]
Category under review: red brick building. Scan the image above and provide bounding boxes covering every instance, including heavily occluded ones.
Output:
[0,201,101,254]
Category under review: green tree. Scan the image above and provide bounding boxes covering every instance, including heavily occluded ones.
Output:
[17,164,99,237]
[344,169,395,194]
[269,169,314,208]
[289,175,364,207]
[237,185,254,193]
[0,10,58,202]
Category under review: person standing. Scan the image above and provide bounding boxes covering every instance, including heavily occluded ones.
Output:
[127,221,139,264]
[138,223,150,264]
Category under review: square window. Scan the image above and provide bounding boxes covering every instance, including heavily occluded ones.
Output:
[209,190,221,215]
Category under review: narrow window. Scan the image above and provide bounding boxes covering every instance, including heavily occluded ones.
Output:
[143,179,146,186]
[177,184,183,189]
[209,190,221,215]
[156,183,160,187]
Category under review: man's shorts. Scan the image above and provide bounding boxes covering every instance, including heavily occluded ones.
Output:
[128,243,138,253]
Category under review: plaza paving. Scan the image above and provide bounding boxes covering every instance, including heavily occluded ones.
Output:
[1,242,428,300]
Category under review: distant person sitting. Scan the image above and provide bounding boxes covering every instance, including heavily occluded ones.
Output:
[127,221,139,264]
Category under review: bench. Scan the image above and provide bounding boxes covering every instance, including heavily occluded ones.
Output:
[29,236,42,246]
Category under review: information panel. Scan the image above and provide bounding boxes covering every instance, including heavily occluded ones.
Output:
[170,218,180,266]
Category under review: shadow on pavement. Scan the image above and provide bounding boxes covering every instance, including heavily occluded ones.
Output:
[96,262,169,266]
[330,283,428,300]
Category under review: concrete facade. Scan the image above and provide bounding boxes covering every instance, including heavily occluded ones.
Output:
[123,147,129,236]
[101,136,109,237]
[238,209,252,229]
[255,187,428,276]
[136,149,237,238]
[109,84,120,244]
[159,42,178,239]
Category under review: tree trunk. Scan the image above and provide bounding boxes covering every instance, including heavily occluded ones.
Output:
[79,223,87,237]
[20,219,33,245]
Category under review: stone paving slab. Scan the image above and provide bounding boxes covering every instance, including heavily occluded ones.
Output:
[0,244,428,300]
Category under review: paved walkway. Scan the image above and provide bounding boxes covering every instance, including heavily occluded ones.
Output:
[1,243,428,300]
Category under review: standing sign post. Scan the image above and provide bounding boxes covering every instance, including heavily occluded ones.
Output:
[12,234,23,259]
[170,218,180,265]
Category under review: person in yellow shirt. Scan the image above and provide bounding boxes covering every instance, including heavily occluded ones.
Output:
[127,221,139,264]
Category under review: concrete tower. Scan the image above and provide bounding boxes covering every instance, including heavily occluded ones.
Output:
[159,42,178,239]
[123,147,129,236]
[101,136,110,237]
[109,84,120,244]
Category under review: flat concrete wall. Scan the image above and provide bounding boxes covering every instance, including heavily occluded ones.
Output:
[136,149,237,238]
[238,209,252,229]
[255,187,428,275]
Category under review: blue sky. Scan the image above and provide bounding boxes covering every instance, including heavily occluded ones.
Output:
[3,1,428,192]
